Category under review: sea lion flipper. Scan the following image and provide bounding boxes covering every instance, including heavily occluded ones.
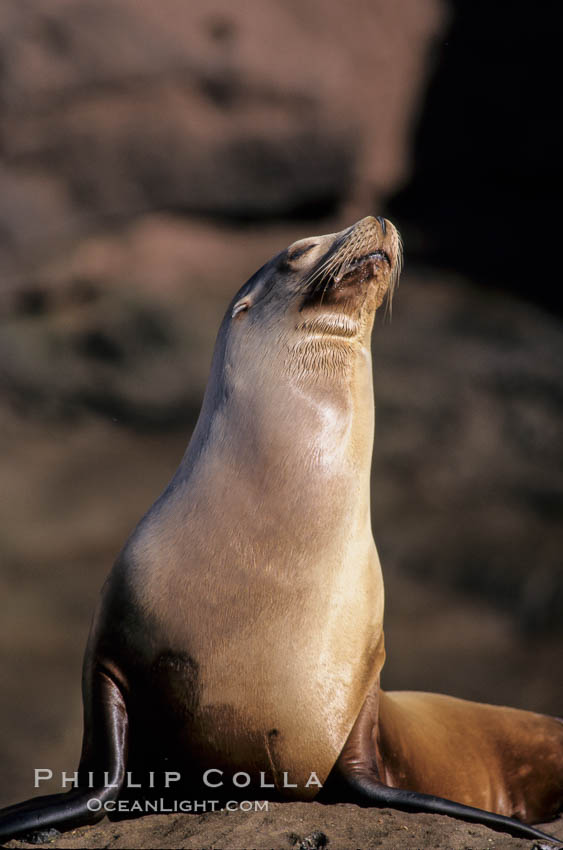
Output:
[338,772,560,842]
[322,686,561,843]
[0,669,128,841]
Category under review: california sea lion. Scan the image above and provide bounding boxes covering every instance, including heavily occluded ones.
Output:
[0,216,561,844]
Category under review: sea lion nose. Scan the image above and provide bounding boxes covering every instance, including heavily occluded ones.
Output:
[376,216,387,236]
[355,215,388,237]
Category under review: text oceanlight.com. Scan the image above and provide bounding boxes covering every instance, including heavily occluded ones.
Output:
[86,799,269,814]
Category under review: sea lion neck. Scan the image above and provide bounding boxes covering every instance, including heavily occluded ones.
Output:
[180,339,374,487]
[163,322,375,554]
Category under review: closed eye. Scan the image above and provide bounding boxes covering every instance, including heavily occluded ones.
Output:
[288,243,317,262]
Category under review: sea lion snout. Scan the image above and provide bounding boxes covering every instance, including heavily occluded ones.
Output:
[299,215,402,318]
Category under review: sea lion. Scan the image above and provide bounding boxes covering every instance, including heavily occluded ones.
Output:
[0,216,561,844]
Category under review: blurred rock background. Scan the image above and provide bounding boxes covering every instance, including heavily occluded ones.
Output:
[0,0,561,810]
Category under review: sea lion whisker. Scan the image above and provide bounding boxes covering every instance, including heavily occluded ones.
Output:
[305,252,343,288]
[308,242,362,294]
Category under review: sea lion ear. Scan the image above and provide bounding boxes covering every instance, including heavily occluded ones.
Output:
[231,298,251,318]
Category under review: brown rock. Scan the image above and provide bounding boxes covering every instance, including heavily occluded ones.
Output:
[5,803,561,850]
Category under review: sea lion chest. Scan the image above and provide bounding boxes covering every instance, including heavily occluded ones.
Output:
[92,432,384,793]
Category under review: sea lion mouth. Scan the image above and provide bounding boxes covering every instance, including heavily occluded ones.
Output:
[332,250,391,288]
[300,248,392,322]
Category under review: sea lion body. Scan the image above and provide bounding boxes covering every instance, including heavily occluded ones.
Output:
[377,691,563,823]
[89,465,384,795]
[0,217,561,842]
[84,217,390,797]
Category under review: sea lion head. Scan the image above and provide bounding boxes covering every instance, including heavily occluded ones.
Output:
[221,215,402,383]
[192,216,402,471]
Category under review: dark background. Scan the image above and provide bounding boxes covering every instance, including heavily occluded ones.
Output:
[1,0,561,808]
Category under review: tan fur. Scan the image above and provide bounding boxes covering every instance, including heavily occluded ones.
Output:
[85,216,398,795]
[378,690,563,823]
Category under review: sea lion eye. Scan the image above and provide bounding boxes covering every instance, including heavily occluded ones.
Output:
[232,299,250,318]
[288,243,316,262]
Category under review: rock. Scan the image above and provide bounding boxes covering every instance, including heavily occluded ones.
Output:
[389,0,562,312]
[0,0,443,287]
[5,803,561,850]
[372,272,563,636]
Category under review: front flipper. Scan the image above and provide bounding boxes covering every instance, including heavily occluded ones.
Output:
[321,686,561,843]
[332,769,560,842]
[0,668,128,842]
